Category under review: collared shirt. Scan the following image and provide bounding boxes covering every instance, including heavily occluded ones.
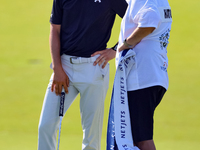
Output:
[50,0,127,57]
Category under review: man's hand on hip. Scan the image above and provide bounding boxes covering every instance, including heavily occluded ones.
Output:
[91,48,116,68]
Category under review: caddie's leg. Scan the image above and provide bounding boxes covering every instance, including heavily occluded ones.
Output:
[76,64,109,150]
[128,86,166,150]
[38,74,79,150]
[135,140,156,150]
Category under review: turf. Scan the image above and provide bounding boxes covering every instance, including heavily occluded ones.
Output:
[0,0,200,149]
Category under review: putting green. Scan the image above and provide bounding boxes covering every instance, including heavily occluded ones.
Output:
[0,0,200,149]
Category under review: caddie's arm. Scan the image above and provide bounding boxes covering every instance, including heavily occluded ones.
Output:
[50,24,69,95]
[118,27,155,52]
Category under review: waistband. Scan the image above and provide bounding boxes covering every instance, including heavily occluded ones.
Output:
[61,54,99,64]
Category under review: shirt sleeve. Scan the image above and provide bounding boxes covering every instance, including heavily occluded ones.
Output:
[133,8,161,29]
[50,0,63,24]
[111,0,128,18]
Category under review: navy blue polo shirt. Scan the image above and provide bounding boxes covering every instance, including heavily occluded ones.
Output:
[50,0,127,57]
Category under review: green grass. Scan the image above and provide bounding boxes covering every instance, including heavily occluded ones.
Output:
[0,0,200,149]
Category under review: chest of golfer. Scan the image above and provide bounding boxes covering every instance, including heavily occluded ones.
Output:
[51,0,119,57]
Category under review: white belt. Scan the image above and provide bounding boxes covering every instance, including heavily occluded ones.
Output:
[62,54,99,64]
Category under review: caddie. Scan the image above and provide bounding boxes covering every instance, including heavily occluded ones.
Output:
[107,0,173,150]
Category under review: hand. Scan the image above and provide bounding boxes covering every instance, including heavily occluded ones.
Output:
[51,68,69,95]
[91,48,116,68]
[118,43,130,52]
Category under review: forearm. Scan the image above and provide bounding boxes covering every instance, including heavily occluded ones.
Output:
[49,24,70,94]
[118,27,155,52]
[49,24,62,71]
[127,27,155,46]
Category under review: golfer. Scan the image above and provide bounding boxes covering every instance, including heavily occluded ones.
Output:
[37,0,127,150]
[108,0,172,150]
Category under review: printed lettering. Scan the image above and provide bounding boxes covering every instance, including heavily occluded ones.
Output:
[160,66,167,72]
[121,123,127,126]
[164,9,172,19]
[121,119,125,123]
[122,144,127,148]
[121,99,125,104]
[121,111,125,115]
[119,64,123,71]
[120,85,125,89]
[159,29,170,50]
[121,133,125,138]
[120,88,126,94]
[122,145,129,150]
[110,145,114,150]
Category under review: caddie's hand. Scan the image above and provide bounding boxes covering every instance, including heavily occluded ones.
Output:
[91,48,116,68]
[51,68,69,95]
[118,43,129,52]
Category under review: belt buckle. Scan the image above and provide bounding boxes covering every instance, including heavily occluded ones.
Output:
[70,57,78,64]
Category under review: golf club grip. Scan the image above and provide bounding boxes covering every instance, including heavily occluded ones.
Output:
[59,89,65,116]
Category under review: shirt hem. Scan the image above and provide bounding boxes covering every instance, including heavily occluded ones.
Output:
[127,83,168,91]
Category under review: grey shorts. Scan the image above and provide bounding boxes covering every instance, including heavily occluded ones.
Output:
[128,86,166,142]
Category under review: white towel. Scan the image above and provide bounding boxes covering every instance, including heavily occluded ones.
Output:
[107,50,140,150]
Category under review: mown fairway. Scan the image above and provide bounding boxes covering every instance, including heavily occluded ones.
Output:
[0,0,200,149]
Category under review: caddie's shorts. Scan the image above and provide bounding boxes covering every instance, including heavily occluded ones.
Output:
[127,86,166,142]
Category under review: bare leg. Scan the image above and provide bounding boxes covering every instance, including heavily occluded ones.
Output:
[135,140,156,150]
